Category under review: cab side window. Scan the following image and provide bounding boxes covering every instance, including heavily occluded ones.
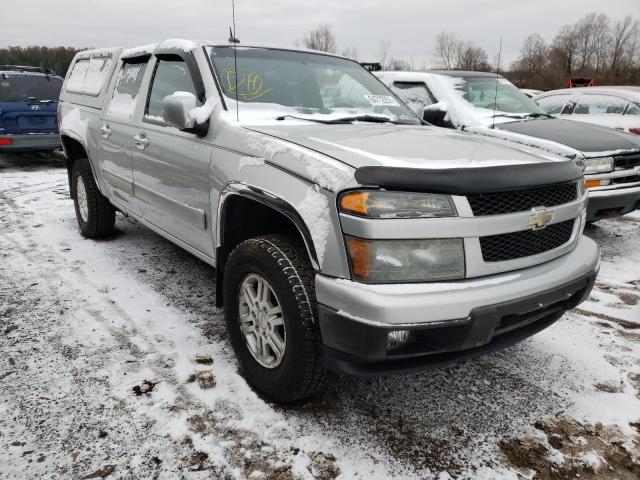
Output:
[535,95,570,114]
[391,81,436,112]
[105,60,148,120]
[573,94,627,114]
[625,102,640,115]
[146,58,198,118]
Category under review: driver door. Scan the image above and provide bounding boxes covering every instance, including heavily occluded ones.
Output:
[130,55,215,257]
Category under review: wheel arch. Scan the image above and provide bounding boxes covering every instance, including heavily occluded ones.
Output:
[60,133,103,194]
[215,183,320,308]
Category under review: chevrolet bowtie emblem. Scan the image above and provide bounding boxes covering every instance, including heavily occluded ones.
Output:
[528,207,554,230]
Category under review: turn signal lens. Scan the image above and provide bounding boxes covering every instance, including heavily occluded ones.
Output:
[340,191,370,216]
[585,179,611,189]
[345,236,372,279]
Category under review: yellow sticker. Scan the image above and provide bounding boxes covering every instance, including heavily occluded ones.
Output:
[222,67,272,101]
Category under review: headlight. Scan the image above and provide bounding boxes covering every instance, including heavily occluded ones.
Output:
[339,191,456,218]
[345,236,465,283]
[583,157,614,174]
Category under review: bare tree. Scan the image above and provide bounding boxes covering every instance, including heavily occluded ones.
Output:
[573,13,610,73]
[300,24,337,53]
[512,34,548,72]
[610,15,640,72]
[341,46,359,61]
[433,32,463,69]
[457,44,490,71]
[378,38,391,70]
[388,58,412,71]
[505,12,640,88]
[550,25,579,77]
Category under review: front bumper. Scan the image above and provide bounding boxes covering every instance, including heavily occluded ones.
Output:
[0,133,60,152]
[586,185,640,222]
[316,236,600,376]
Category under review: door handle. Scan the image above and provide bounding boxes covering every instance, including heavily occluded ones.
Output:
[133,133,149,150]
[100,124,112,139]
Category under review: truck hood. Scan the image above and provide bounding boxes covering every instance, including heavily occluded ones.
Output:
[246,123,569,170]
[496,117,640,156]
[241,123,582,193]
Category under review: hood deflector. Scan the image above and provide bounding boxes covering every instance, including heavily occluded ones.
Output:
[354,161,583,194]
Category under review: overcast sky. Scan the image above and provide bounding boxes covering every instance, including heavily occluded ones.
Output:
[1,0,638,66]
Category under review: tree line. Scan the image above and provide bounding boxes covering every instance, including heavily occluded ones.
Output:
[3,12,638,89]
[508,13,639,89]
[300,12,639,89]
[0,46,89,76]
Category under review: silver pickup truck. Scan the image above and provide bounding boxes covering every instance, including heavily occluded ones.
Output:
[58,39,600,403]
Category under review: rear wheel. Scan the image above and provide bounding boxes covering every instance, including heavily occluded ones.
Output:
[223,235,328,403]
[71,157,116,238]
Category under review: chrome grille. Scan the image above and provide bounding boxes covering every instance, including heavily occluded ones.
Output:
[614,152,640,170]
[480,219,575,262]
[467,183,577,216]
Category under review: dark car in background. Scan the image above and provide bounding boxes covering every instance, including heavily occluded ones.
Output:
[0,65,63,152]
[377,70,640,223]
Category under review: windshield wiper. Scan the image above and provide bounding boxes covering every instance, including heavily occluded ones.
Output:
[491,113,528,120]
[525,112,554,119]
[276,114,399,124]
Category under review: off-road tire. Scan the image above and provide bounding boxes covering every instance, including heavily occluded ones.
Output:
[223,235,328,403]
[71,157,116,238]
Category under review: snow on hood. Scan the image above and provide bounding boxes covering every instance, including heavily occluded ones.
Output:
[246,123,572,174]
[466,125,583,160]
[494,117,640,158]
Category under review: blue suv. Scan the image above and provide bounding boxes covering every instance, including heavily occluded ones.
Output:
[0,65,63,152]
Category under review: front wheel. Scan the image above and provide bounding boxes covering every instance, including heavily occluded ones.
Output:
[71,157,116,238]
[223,235,328,403]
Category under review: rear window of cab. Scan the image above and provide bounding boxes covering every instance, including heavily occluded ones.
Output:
[0,75,63,102]
[65,55,113,96]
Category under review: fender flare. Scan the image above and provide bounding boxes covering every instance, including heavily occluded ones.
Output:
[214,182,321,307]
[59,130,105,195]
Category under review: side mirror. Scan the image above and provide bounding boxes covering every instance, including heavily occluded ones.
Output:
[162,91,197,130]
[422,103,447,126]
[162,92,210,136]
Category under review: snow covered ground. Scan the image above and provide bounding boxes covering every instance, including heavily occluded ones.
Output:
[0,152,638,480]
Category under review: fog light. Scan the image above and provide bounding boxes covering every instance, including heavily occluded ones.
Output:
[387,330,410,351]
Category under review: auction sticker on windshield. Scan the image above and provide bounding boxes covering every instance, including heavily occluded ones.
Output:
[364,95,400,106]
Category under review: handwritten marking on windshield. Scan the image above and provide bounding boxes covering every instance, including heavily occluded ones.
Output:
[222,67,272,101]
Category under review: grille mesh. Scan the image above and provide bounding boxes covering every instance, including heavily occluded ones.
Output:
[480,220,575,262]
[467,183,577,216]
[612,174,640,185]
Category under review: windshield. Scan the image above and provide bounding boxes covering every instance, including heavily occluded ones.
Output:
[452,76,544,117]
[207,46,419,124]
[0,75,62,102]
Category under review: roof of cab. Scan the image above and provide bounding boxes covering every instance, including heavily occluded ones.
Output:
[534,86,640,99]
[426,70,498,78]
[119,38,352,61]
[378,70,500,79]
